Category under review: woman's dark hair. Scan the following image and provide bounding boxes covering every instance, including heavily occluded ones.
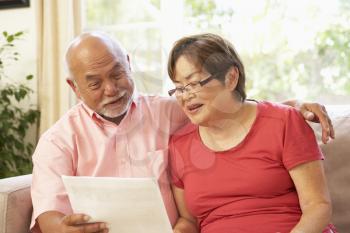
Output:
[167,33,246,100]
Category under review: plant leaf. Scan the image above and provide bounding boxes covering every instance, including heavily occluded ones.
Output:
[14,92,20,101]
[14,31,23,37]
[6,35,14,43]
[19,88,27,99]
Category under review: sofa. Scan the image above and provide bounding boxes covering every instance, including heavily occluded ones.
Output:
[0,105,349,233]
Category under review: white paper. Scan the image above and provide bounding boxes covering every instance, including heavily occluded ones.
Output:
[62,176,173,233]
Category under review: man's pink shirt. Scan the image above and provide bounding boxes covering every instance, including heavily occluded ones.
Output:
[30,95,187,232]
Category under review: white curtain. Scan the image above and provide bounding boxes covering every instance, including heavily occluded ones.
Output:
[36,0,82,134]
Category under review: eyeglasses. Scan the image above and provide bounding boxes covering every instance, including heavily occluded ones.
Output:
[168,74,215,97]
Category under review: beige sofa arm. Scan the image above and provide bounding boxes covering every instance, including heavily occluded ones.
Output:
[310,105,350,232]
[0,174,32,233]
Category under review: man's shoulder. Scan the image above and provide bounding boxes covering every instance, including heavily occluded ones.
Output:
[136,94,177,106]
[135,94,180,114]
[41,103,86,139]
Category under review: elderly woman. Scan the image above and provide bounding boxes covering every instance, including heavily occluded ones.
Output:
[168,33,337,233]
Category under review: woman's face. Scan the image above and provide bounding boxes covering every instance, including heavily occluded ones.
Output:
[173,55,236,126]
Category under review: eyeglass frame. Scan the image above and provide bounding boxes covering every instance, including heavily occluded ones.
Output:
[168,73,218,97]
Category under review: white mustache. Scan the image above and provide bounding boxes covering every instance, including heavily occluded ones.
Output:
[101,92,126,105]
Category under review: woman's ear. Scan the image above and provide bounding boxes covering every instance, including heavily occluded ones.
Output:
[225,67,239,91]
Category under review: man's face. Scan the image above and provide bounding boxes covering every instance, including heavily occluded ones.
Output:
[70,47,134,120]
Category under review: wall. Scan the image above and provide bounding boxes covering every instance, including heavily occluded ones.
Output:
[0,0,38,102]
[0,1,39,147]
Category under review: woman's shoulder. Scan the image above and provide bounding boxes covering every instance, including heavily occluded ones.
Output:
[257,100,298,121]
[170,122,198,144]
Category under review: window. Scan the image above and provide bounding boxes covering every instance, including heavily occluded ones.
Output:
[83,0,350,104]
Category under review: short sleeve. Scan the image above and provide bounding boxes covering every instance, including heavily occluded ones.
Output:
[169,137,185,189]
[282,108,324,170]
[30,136,74,230]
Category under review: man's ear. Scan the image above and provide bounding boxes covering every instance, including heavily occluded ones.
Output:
[225,67,239,91]
[66,78,81,99]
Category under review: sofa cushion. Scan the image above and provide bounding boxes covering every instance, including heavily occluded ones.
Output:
[310,105,350,232]
[0,175,32,233]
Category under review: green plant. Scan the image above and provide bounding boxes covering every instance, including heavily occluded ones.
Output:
[0,31,40,178]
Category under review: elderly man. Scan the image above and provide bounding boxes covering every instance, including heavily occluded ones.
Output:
[30,32,334,233]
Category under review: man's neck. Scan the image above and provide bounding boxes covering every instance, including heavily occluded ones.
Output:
[101,112,127,125]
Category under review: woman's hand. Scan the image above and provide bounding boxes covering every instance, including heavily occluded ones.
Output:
[173,217,198,233]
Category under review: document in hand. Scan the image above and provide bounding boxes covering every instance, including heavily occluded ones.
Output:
[62,176,173,233]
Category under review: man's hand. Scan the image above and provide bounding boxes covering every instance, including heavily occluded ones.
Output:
[296,102,335,144]
[60,214,108,233]
[37,211,108,233]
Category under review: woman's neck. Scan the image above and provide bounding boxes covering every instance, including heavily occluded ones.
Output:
[201,100,247,134]
[198,100,257,151]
